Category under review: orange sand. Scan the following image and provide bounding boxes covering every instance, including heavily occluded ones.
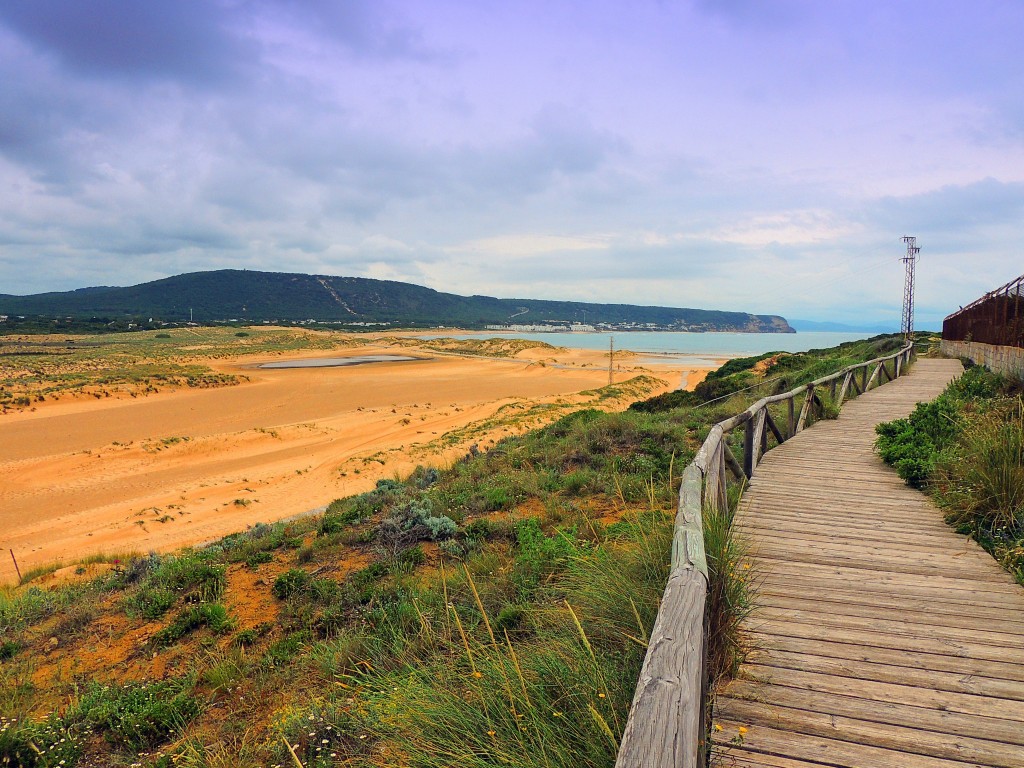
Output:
[0,341,714,583]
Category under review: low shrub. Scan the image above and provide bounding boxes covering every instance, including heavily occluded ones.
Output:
[123,586,177,619]
[876,394,961,487]
[878,364,1024,584]
[72,678,201,751]
[703,499,752,685]
[153,603,233,646]
[0,714,82,767]
[0,640,20,660]
[273,569,311,599]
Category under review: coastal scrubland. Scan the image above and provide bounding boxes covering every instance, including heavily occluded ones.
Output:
[876,361,1024,584]
[0,334,908,767]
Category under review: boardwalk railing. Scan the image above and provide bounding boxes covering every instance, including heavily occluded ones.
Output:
[614,341,915,768]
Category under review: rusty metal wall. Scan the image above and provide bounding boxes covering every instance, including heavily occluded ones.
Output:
[942,273,1024,349]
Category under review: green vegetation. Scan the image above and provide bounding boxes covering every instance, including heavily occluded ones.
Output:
[876,363,1024,584]
[631,334,908,412]
[0,268,792,331]
[0,325,362,412]
[0,336,901,766]
[704,493,753,687]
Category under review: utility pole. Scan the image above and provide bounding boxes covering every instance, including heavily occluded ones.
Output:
[901,236,920,341]
[608,336,614,386]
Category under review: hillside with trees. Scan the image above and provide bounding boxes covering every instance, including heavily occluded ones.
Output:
[0,270,794,332]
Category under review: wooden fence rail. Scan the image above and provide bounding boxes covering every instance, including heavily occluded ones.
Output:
[614,341,915,768]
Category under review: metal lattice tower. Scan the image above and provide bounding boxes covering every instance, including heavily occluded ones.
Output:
[901,236,920,340]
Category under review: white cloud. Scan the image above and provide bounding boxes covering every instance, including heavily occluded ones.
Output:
[1,0,1023,328]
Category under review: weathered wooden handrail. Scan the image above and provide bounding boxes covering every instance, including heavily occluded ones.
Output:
[615,341,914,768]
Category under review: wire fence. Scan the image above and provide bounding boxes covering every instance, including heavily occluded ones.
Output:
[942,273,1024,349]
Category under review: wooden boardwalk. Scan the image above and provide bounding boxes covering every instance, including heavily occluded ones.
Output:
[713,359,1024,768]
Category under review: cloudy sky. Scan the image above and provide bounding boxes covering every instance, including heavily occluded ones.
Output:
[1,1,1022,327]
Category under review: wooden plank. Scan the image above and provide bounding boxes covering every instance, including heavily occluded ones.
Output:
[738,520,980,549]
[753,577,1024,616]
[751,619,1024,664]
[747,633,1024,683]
[712,720,988,768]
[745,558,1024,598]
[752,607,1024,651]
[730,666,1024,723]
[752,572,1024,611]
[710,750,841,768]
[716,699,1024,767]
[752,578,1024,620]
[745,532,1002,567]
[746,543,1011,582]
[748,648,1024,702]
[737,512,973,539]
[720,684,1024,749]
[755,592,1024,634]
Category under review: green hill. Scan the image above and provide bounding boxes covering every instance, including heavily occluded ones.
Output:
[0,269,794,332]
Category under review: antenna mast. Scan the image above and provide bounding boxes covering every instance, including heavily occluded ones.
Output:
[901,236,920,341]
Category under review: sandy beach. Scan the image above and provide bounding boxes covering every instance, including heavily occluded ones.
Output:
[0,338,717,583]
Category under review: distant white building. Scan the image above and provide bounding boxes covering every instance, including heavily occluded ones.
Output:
[485,324,572,332]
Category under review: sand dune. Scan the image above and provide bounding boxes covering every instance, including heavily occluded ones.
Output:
[1,341,711,582]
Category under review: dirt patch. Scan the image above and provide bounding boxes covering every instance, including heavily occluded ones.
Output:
[751,353,787,376]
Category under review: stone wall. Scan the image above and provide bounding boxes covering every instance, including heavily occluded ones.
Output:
[941,339,1024,380]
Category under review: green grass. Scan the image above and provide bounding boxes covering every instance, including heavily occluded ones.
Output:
[704,491,753,688]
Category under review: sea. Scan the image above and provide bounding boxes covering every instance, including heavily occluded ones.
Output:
[422,331,881,367]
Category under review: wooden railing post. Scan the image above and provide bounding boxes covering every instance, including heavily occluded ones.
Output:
[787,397,795,438]
[837,372,853,407]
[796,384,814,432]
[743,417,755,478]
